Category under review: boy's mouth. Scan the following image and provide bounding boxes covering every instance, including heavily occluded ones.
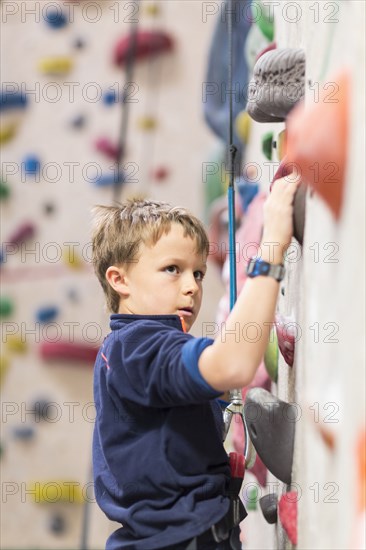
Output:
[178,307,193,317]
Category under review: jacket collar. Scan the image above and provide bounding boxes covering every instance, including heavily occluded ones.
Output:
[110,314,186,332]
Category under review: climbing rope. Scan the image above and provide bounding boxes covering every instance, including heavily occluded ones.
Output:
[223,0,255,469]
[113,1,140,204]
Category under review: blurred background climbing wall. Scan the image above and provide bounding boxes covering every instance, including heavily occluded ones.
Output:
[1,1,365,549]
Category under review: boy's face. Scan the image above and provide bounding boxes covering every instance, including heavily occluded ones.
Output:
[115,224,207,332]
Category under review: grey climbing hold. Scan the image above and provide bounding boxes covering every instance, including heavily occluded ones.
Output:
[247,49,305,123]
[259,493,278,524]
[293,182,307,246]
[244,388,296,485]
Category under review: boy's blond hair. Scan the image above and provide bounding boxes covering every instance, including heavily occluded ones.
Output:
[91,198,210,313]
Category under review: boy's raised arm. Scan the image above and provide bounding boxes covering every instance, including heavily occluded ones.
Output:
[198,174,301,392]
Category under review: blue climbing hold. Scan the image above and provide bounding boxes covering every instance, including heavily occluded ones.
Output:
[36,306,59,323]
[12,426,35,441]
[0,91,27,112]
[103,90,120,106]
[23,156,41,175]
[44,8,68,29]
[94,172,125,187]
[71,114,86,129]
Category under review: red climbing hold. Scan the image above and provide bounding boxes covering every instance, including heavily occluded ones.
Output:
[275,313,296,367]
[286,68,350,219]
[40,341,98,363]
[278,492,298,545]
[114,31,174,67]
[95,138,121,161]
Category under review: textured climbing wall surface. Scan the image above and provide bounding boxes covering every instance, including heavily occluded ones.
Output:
[0,2,220,548]
[261,2,365,549]
[1,1,365,549]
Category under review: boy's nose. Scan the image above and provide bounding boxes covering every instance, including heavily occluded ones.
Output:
[182,274,199,295]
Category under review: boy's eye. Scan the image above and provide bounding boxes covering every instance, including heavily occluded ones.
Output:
[194,271,205,281]
[165,265,179,274]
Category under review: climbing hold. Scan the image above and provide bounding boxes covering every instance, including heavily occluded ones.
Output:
[6,336,27,354]
[95,138,121,161]
[278,492,298,545]
[94,172,125,187]
[48,513,67,535]
[236,178,259,213]
[0,296,14,317]
[40,341,99,363]
[251,0,275,41]
[247,49,305,123]
[73,37,85,49]
[0,356,10,386]
[70,114,86,129]
[244,388,296,485]
[43,202,56,215]
[0,124,17,145]
[103,90,120,106]
[286,68,350,219]
[276,129,287,161]
[0,91,27,111]
[293,182,307,246]
[259,493,278,524]
[261,132,273,160]
[36,306,59,324]
[12,425,35,441]
[0,180,11,200]
[270,157,294,192]
[30,399,54,422]
[44,8,68,29]
[151,166,170,182]
[275,313,296,367]
[264,328,278,383]
[29,481,84,503]
[114,31,174,67]
[66,288,79,302]
[62,247,83,269]
[246,486,259,511]
[6,222,36,247]
[144,2,160,16]
[38,57,73,76]
[23,155,41,176]
[137,116,157,131]
[235,111,251,145]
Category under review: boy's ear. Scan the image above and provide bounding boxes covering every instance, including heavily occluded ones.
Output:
[105,266,130,296]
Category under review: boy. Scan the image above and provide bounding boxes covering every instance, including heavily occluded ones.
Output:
[92,175,300,549]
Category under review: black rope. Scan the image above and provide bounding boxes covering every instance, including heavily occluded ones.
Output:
[113,1,140,204]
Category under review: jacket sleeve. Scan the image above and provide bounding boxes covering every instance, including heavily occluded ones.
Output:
[104,321,222,407]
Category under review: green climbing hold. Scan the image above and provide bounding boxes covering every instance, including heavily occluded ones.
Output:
[264,328,279,383]
[247,486,259,511]
[0,180,10,200]
[262,132,274,160]
[0,297,14,318]
[251,0,275,42]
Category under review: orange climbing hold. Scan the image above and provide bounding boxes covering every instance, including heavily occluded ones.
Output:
[286,68,350,219]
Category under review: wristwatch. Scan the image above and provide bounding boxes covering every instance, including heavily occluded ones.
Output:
[246,257,285,282]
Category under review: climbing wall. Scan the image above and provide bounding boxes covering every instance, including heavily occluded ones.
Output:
[233,1,365,549]
[0,2,220,548]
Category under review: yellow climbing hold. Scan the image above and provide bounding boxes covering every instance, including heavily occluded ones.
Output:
[28,481,84,504]
[0,356,10,386]
[277,129,287,161]
[0,124,17,145]
[235,111,251,144]
[62,247,84,269]
[137,116,157,131]
[144,2,160,16]
[39,57,73,76]
[6,336,27,354]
